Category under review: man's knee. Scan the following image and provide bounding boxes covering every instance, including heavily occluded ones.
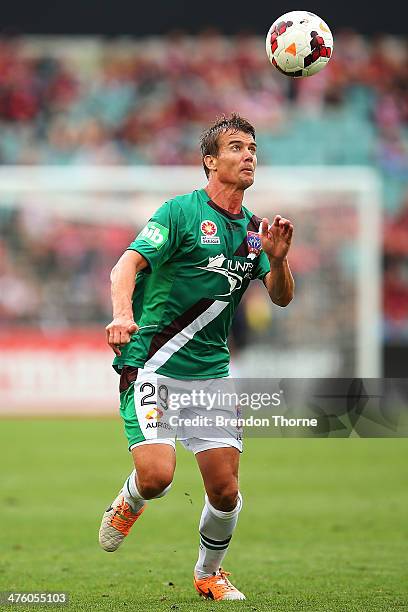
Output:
[206,481,239,511]
[132,443,175,500]
[136,471,173,500]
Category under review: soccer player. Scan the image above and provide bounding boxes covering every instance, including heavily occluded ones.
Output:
[99,113,294,601]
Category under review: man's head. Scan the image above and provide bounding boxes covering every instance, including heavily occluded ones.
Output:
[200,114,257,190]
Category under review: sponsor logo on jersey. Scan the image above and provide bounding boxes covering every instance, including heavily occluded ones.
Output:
[197,253,254,297]
[139,221,169,249]
[145,407,164,420]
[246,231,262,259]
[146,421,172,430]
[201,220,220,244]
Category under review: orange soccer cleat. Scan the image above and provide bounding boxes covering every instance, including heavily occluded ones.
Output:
[194,568,246,601]
[99,493,145,552]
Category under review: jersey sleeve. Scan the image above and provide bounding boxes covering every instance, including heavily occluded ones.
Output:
[252,250,270,281]
[127,200,186,271]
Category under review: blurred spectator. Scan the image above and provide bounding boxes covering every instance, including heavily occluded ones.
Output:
[0,31,404,170]
[0,207,135,328]
[0,32,407,345]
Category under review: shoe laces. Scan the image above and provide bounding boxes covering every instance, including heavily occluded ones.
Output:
[214,568,233,589]
[110,499,138,534]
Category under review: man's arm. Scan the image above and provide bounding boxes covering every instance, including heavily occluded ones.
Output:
[263,258,294,307]
[260,215,295,307]
[105,250,148,356]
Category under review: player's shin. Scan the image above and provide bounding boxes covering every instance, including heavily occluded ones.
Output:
[195,493,243,578]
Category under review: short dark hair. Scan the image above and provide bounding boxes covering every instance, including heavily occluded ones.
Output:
[200,113,256,178]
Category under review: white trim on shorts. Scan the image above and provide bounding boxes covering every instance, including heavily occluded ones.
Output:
[130,437,242,454]
[180,437,242,454]
[129,439,176,452]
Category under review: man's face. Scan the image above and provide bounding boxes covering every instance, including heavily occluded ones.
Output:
[207,130,257,189]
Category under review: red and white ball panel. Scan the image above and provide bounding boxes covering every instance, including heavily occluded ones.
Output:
[266,10,334,77]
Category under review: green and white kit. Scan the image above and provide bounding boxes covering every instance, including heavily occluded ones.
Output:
[114,188,270,380]
[114,188,270,450]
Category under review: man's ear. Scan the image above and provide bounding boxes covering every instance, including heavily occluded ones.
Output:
[204,154,217,173]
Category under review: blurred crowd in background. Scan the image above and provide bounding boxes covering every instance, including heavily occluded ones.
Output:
[0,31,407,346]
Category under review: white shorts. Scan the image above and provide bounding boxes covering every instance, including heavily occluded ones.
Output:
[120,367,243,454]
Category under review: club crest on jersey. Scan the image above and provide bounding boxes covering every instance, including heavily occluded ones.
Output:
[201,220,220,245]
[246,231,261,259]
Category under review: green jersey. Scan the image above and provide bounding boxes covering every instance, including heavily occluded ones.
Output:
[113,188,270,379]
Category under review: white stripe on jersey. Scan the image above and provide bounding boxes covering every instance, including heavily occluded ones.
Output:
[143,300,229,372]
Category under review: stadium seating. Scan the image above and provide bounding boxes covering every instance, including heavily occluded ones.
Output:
[0,32,407,339]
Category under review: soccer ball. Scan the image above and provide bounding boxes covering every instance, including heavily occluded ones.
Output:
[266,10,333,77]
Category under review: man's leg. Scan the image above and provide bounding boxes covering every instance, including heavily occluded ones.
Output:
[127,442,176,502]
[99,442,175,552]
[100,365,177,551]
[193,446,245,600]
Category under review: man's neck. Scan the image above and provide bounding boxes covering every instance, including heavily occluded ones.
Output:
[204,183,244,215]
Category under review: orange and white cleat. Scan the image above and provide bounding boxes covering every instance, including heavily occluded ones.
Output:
[194,568,246,601]
[98,493,145,552]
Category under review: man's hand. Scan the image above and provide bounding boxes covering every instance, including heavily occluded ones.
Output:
[106,318,138,356]
[260,215,293,261]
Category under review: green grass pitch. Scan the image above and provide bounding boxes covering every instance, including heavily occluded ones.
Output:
[1,418,407,611]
